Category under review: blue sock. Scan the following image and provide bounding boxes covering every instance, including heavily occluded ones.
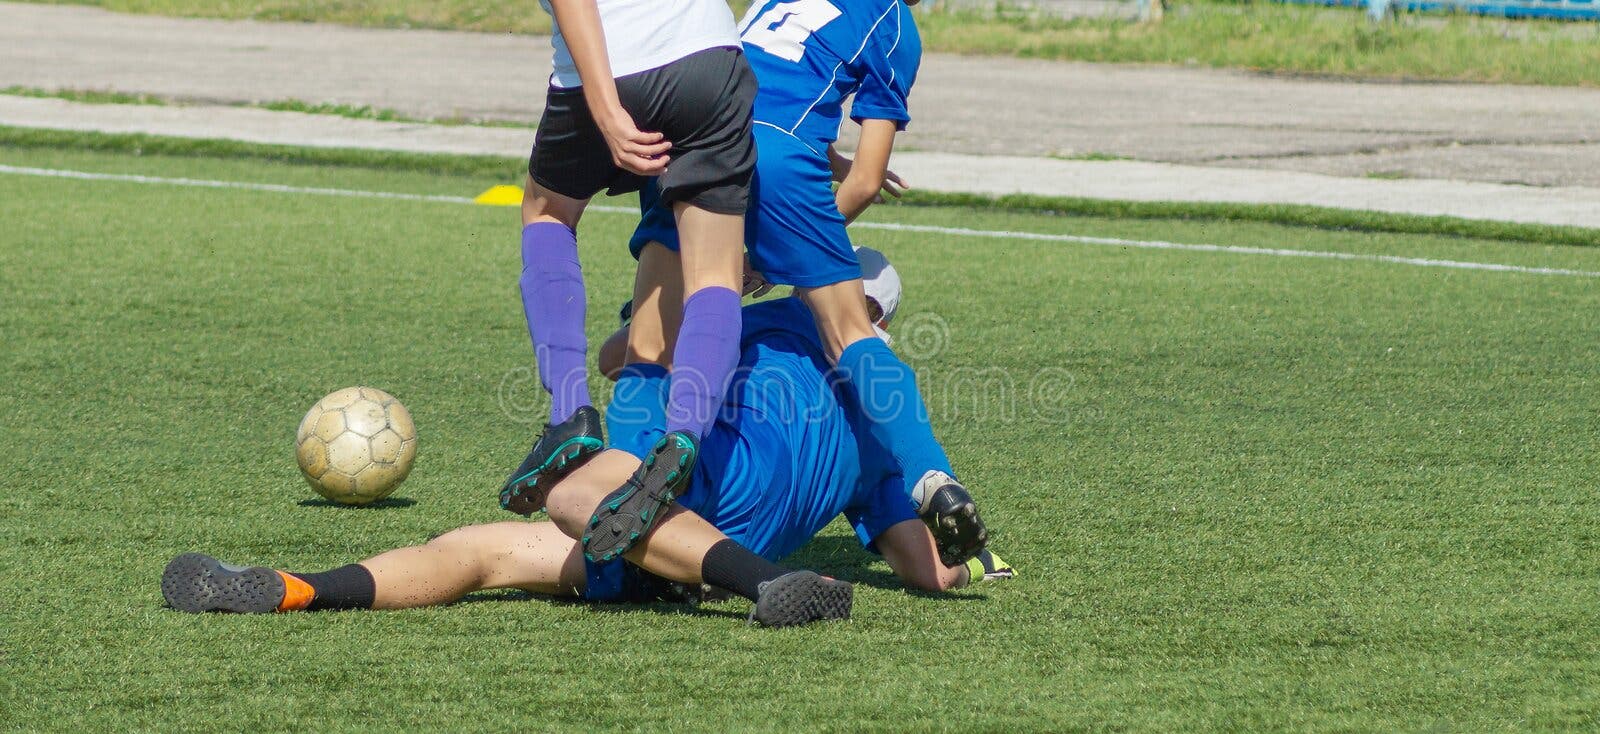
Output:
[835,337,954,497]
[666,286,742,437]
[605,363,669,460]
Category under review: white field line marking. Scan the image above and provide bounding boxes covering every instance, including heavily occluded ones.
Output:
[0,164,479,204]
[850,220,1600,278]
[4,163,1598,279]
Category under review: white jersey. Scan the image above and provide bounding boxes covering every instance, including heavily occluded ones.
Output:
[541,0,740,89]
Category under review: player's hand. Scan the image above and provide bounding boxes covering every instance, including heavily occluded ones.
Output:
[598,108,671,175]
[829,147,908,204]
[877,169,908,203]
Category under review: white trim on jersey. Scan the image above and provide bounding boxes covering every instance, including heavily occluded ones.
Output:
[786,0,900,135]
[848,1,899,64]
[885,7,903,87]
[755,120,824,156]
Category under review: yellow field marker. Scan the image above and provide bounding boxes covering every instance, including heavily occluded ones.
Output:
[473,185,524,207]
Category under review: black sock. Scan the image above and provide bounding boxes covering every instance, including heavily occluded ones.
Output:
[289,564,376,611]
[700,539,787,602]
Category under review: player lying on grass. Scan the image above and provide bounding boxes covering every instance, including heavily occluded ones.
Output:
[569,0,985,567]
[507,0,759,539]
[162,247,1012,626]
[591,239,987,567]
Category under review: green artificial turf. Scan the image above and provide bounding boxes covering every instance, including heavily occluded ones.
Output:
[2,146,1599,731]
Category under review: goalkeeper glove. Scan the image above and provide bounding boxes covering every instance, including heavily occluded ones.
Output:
[965,548,1015,582]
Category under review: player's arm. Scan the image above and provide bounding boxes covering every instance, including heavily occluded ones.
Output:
[833,119,900,224]
[849,476,969,593]
[828,143,907,209]
[546,0,670,175]
[876,519,970,592]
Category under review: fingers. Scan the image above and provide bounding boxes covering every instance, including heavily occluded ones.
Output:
[882,169,908,199]
[626,129,672,158]
[608,145,665,175]
[604,118,672,175]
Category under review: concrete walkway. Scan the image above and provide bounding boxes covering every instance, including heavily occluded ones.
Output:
[8,95,1599,230]
[2,2,1598,229]
[8,3,1600,184]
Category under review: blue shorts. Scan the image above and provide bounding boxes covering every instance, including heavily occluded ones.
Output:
[628,126,861,288]
[582,557,676,603]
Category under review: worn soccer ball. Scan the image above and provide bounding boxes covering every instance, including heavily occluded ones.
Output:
[295,386,417,505]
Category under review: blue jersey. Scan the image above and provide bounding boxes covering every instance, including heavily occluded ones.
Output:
[605,298,916,562]
[737,0,921,155]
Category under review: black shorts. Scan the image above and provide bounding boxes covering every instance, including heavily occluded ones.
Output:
[529,46,757,215]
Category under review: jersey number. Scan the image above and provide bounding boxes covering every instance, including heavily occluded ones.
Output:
[739,0,842,63]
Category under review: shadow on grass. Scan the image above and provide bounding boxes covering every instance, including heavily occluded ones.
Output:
[451,589,746,621]
[296,496,418,509]
[787,535,988,601]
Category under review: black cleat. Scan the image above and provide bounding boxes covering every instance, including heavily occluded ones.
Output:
[501,406,606,515]
[749,571,854,628]
[581,430,698,562]
[161,553,284,614]
[916,472,989,567]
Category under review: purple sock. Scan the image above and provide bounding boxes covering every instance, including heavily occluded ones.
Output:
[666,286,742,437]
[519,222,591,424]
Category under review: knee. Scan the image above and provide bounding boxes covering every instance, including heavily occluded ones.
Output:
[624,328,671,368]
[542,483,594,540]
[598,329,630,380]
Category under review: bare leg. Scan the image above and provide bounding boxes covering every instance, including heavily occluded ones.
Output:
[164,521,587,614]
[673,203,744,296]
[624,242,685,367]
[544,450,728,586]
[521,174,587,228]
[522,464,852,626]
[661,203,746,436]
[361,521,587,609]
[796,279,879,363]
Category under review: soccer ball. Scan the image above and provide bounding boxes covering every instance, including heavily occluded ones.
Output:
[295,386,418,505]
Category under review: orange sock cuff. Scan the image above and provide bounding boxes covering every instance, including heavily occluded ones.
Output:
[276,571,316,612]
